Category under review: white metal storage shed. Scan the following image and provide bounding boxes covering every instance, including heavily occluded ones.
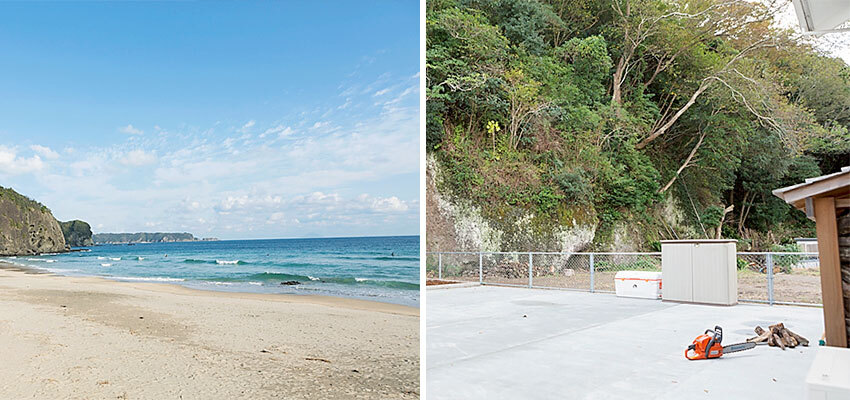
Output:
[661,239,737,306]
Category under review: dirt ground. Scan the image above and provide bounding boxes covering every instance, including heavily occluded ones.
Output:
[426,279,461,286]
[737,268,822,304]
[429,266,823,304]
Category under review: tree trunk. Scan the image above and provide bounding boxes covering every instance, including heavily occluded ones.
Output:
[658,132,706,193]
[636,79,711,149]
[612,56,626,105]
[715,205,734,239]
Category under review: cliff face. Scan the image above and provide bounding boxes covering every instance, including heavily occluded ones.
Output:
[0,187,67,256]
[427,155,597,253]
[59,220,94,247]
[426,154,691,253]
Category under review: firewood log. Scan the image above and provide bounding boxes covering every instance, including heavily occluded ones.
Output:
[771,323,796,348]
[769,322,785,332]
[773,333,785,350]
[783,331,798,347]
[748,326,770,343]
[784,327,809,347]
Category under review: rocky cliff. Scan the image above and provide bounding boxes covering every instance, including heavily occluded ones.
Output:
[59,220,94,247]
[0,187,67,255]
[427,155,597,253]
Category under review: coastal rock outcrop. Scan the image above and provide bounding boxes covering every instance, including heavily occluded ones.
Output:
[59,220,94,247]
[426,155,597,253]
[93,232,197,244]
[0,187,67,256]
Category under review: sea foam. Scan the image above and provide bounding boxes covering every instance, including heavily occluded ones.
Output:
[113,276,185,282]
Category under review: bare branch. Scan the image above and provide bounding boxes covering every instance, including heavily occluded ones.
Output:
[658,130,707,193]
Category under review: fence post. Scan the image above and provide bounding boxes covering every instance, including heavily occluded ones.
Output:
[438,253,442,280]
[479,252,483,285]
[766,253,774,306]
[528,253,533,288]
[589,253,595,293]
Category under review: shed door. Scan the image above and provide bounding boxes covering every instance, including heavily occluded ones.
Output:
[692,243,728,304]
[662,244,693,302]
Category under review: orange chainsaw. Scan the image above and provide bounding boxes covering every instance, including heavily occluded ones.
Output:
[685,326,756,360]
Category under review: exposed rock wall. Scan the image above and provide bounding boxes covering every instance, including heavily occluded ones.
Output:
[0,188,67,256]
[426,155,597,253]
[59,220,94,247]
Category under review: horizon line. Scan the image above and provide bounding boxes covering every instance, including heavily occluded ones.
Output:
[92,234,420,242]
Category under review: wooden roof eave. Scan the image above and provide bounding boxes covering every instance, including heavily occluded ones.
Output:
[772,167,850,219]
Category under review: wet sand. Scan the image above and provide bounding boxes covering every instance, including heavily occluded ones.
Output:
[0,263,419,399]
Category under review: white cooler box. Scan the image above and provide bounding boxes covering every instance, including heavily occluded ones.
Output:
[806,346,850,399]
[614,271,662,299]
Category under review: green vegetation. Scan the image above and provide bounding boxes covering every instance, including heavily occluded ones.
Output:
[0,186,67,255]
[594,255,661,272]
[92,232,197,244]
[0,187,49,214]
[59,220,94,247]
[427,0,850,250]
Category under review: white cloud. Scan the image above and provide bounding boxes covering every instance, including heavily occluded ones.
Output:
[239,120,256,133]
[5,70,420,237]
[215,194,283,213]
[120,149,157,166]
[260,125,295,138]
[371,196,409,212]
[119,124,143,135]
[30,145,59,159]
[267,212,285,224]
[0,146,44,175]
[373,88,390,96]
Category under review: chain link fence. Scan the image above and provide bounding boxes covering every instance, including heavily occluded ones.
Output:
[426,251,821,306]
[737,252,821,306]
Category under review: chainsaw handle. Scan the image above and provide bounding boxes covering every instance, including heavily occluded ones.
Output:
[685,345,701,360]
[704,326,723,358]
[705,336,716,358]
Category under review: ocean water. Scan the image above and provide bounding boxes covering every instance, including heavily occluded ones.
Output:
[1,236,419,307]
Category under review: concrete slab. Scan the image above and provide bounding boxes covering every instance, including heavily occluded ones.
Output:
[427,285,824,399]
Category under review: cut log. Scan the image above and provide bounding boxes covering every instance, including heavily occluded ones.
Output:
[748,326,770,343]
[773,333,786,350]
[751,322,809,349]
[785,327,809,347]
[771,323,796,348]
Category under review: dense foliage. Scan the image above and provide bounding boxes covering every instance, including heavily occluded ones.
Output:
[427,0,850,249]
[59,220,94,247]
[93,232,196,244]
[0,187,49,214]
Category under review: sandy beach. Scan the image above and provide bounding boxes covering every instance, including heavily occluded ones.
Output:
[0,263,419,399]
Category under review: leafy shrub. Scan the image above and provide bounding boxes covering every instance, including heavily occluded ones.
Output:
[554,169,590,203]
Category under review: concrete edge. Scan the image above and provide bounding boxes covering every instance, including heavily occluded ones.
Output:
[426,282,481,290]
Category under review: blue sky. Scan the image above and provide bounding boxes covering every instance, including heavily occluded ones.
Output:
[0,2,419,239]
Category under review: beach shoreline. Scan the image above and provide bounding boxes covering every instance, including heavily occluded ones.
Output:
[0,262,419,398]
[5,236,421,307]
[0,262,419,316]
